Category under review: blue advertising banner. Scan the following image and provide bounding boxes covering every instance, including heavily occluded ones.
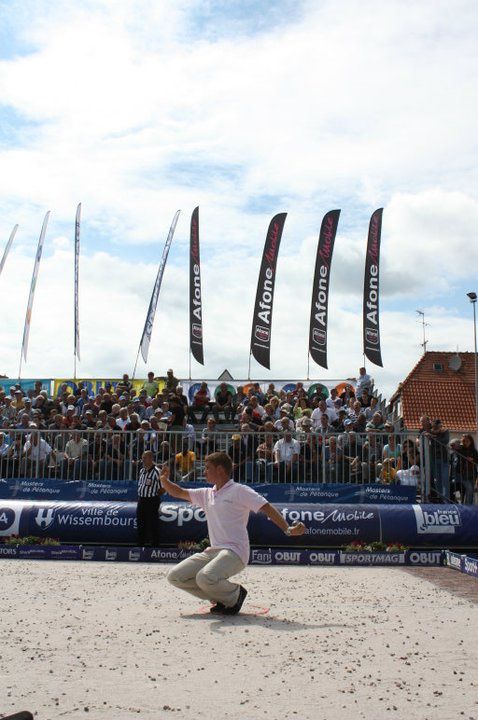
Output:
[0,479,138,502]
[0,544,444,566]
[0,479,416,504]
[1,500,476,548]
[0,378,52,394]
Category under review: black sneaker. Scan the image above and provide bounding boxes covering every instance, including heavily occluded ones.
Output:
[223,586,248,615]
[209,602,227,614]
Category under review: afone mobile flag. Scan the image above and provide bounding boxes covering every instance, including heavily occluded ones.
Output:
[21,211,50,362]
[250,213,287,370]
[309,209,341,369]
[74,203,81,361]
[363,208,383,367]
[0,224,18,278]
[190,206,204,364]
[140,210,181,363]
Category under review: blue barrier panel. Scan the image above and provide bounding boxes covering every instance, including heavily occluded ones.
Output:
[0,544,445,566]
[1,500,477,548]
[0,479,138,502]
[0,479,415,504]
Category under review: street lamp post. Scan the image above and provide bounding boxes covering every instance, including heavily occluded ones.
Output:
[467,292,478,432]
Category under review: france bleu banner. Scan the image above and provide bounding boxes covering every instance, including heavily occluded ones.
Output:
[21,211,50,362]
[139,210,180,363]
[309,210,340,369]
[250,213,287,370]
[74,203,81,361]
[0,224,18,278]
[190,206,204,365]
[363,208,383,367]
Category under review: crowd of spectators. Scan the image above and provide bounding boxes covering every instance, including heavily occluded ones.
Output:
[0,366,476,503]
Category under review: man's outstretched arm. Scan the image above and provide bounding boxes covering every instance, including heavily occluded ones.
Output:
[159,464,191,501]
[259,502,306,536]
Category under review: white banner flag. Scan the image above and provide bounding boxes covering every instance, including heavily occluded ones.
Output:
[21,211,50,362]
[74,203,81,361]
[140,210,181,363]
[0,224,19,277]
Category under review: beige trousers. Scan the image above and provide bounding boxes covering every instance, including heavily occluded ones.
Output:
[167,548,245,607]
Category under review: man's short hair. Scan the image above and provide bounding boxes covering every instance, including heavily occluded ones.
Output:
[205,451,233,476]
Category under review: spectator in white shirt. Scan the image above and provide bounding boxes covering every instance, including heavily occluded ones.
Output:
[23,428,55,476]
[355,367,372,396]
[273,431,300,481]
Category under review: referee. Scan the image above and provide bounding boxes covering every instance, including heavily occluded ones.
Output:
[137,450,164,547]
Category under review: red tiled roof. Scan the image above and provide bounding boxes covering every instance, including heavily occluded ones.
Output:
[395,352,477,432]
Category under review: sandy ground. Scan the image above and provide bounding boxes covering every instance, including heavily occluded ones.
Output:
[1,562,478,720]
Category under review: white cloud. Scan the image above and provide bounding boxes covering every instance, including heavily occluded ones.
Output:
[0,0,477,399]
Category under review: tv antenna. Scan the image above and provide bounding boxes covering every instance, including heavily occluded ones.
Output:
[416,310,430,353]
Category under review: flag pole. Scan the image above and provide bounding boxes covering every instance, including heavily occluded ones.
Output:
[132,347,141,381]
[188,349,192,381]
[247,351,252,381]
[307,351,310,381]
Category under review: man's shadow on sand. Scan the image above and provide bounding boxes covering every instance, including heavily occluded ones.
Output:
[180,610,351,634]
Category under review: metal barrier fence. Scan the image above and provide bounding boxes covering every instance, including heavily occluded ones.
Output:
[0,427,455,502]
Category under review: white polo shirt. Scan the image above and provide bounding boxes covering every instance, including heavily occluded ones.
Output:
[188,480,267,564]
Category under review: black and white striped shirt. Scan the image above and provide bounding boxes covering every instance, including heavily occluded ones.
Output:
[137,465,161,498]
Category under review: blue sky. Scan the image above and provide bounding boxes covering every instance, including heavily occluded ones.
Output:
[0,0,477,397]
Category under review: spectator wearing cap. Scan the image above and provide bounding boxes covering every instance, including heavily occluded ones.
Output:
[75,388,89,414]
[130,396,146,421]
[165,369,179,392]
[0,396,16,424]
[83,409,97,429]
[142,371,159,398]
[62,405,78,428]
[12,390,25,413]
[273,430,300,482]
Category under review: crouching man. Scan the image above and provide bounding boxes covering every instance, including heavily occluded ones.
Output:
[159,451,305,615]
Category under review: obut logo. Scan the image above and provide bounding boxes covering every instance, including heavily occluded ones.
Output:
[0,507,16,532]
